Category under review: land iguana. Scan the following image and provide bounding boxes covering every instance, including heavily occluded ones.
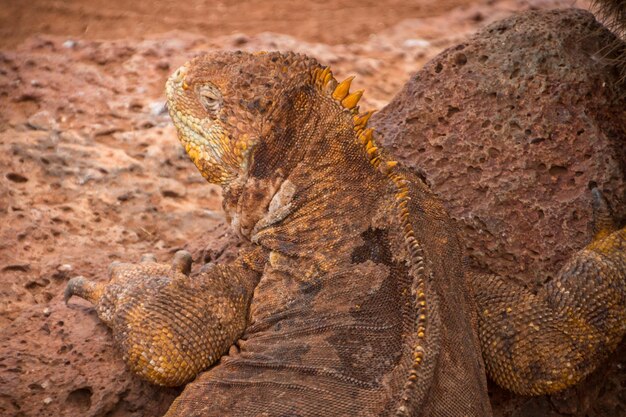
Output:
[65,5,626,417]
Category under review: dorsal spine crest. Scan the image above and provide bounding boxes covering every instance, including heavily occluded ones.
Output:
[311,65,390,169]
[312,63,431,414]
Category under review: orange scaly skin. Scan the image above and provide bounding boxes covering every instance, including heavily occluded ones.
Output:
[65,250,265,386]
[65,50,626,416]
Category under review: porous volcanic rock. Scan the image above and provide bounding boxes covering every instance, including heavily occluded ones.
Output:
[0,302,179,417]
[374,8,626,285]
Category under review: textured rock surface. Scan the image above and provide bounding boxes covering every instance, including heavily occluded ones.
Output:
[374,8,626,285]
[0,303,179,417]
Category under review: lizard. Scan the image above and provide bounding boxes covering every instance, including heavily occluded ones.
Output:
[65,50,492,416]
[64,1,626,413]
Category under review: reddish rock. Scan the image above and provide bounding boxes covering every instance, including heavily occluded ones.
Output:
[0,302,179,417]
[374,9,626,285]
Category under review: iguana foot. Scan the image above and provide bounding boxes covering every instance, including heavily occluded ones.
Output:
[473,188,626,395]
[65,251,250,387]
[65,251,191,306]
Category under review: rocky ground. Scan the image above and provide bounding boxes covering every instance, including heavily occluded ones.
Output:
[1,0,625,416]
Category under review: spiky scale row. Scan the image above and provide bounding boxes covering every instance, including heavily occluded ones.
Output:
[353,111,374,131]
[314,65,432,416]
[313,66,333,89]
[393,171,431,416]
[335,78,395,171]
[342,90,364,109]
[312,65,394,171]
[331,75,354,100]
[315,66,428,385]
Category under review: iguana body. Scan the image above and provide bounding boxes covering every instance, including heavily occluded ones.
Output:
[68,52,490,415]
[65,20,626,417]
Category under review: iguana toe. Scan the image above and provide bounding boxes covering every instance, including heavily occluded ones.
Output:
[64,275,104,305]
[171,250,192,275]
[591,186,618,240]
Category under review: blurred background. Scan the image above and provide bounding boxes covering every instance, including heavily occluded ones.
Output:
[0,0,590,49]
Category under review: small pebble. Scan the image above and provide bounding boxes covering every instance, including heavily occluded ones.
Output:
[149,101,168,116]
[43,308,51,317]
[156,60,170,71]
[27,111,58,131]
[403,39,431,48]
[232,34,249,46]
[43,397,53,405]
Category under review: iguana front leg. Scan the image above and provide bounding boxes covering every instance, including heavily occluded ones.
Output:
[65,249,265,387]
[472,188,626,395]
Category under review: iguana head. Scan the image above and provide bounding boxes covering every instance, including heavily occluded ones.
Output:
[166,50,383,187]
[165,51,326,185]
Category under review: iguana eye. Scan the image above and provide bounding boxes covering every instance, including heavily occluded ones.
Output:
[198,85,222,114]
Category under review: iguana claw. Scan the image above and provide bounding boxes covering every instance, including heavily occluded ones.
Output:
[591,186,618,239]
[171,250,192,275]
[64,275,103,305]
